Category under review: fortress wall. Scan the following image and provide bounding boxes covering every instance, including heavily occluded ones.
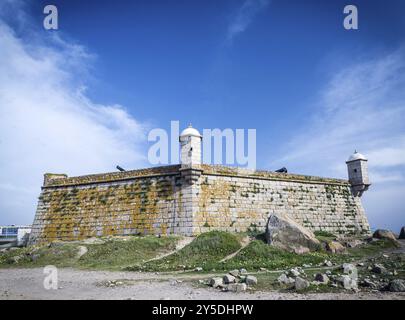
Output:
[29,166,194,244]
[29,164,371,244]
[194,167,371,236]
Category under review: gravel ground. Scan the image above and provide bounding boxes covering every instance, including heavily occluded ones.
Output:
[0,267,404,300]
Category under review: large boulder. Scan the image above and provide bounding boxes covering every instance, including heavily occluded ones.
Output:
[399,227,405,239]
[265,214,320,254]
[372,229,397,241]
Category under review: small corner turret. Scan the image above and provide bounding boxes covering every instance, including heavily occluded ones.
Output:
[179,124,202,166]
[179,124,203,184]
[346,150,370,197]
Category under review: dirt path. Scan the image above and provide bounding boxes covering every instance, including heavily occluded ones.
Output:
[220,236,251,263]
[0,267,404,300]
[143,237,194,264]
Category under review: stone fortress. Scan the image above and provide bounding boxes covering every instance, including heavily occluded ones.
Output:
[29,125,371,244]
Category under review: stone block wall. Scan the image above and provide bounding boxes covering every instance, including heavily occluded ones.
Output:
[29,164,371,244]
[194,165,370,236]
[29,165,194,244]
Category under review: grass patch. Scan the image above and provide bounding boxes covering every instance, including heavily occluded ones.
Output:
[0,235,179,271]
[127,231,241,272]
[212,240,329,271]
[78,236,178,270]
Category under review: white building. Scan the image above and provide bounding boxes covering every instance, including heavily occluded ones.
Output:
[0,225,31,247]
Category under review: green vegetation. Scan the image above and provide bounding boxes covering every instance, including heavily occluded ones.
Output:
[213,240,328,271]
[0,235,178,271]
[126,231,241,272]
[78,236,178,270]
[0,231,399,277]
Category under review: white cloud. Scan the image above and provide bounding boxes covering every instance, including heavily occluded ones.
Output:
[270,47,405,232]
[226,0,270,43]
[0,19,149,225]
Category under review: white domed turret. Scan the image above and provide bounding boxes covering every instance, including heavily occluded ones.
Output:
[346,150,370,197]
[180,125,202,138]
[347,151,367,162]
[179,124,202,166]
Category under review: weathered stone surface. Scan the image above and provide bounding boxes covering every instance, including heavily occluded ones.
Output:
[223,274,236,284]
[388,279,405,292]
[229,269,240,277]
[314,273,329,284]
[326,241,345,254]
[399,227,405,239]
[288,268,301,277]
[227,283,247,293]
[76,246,88,259]
[209,277,223,288]
[342,263,357,280]
[345,239,364,248]
[265,214,320,254]
[30,163,372,244]
[277,273,295,285]
[245,275,258,286]
[372,229,397,241]
[294,277,310,291]
[337,275,357,290]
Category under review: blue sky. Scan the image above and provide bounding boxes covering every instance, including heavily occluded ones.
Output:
[0,0,404,231]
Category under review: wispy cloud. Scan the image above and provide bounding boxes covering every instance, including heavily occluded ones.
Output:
[0,6,149,225]
[226,0,270,43]
[270,47,405,231]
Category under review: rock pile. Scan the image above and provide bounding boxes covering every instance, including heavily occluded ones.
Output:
[208,269,258,292]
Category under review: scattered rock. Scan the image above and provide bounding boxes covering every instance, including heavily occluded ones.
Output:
[326,241,345,254]
[371,264,387,274]
[277,273,295,285]
[259,267,267,272]
[265,213,320,254]
[388,279,405,292]
[226,283,247,293]
[209,277,223,288]
[239,268,247,274]
[361,279,376,288]
[314,273,329,284]
[194,267,203,272]
[337,275,357,290]
[345,239,364,248]
[288,268,301,277]
[294,277,310,291]
[223,274,236,284]
[342,263,357,279]
[245,275,258,286]
[76,246,88,259]
[323,260,333,267]
[399,227,405,239]
[372,229,397,241]
[229,269,240,277]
